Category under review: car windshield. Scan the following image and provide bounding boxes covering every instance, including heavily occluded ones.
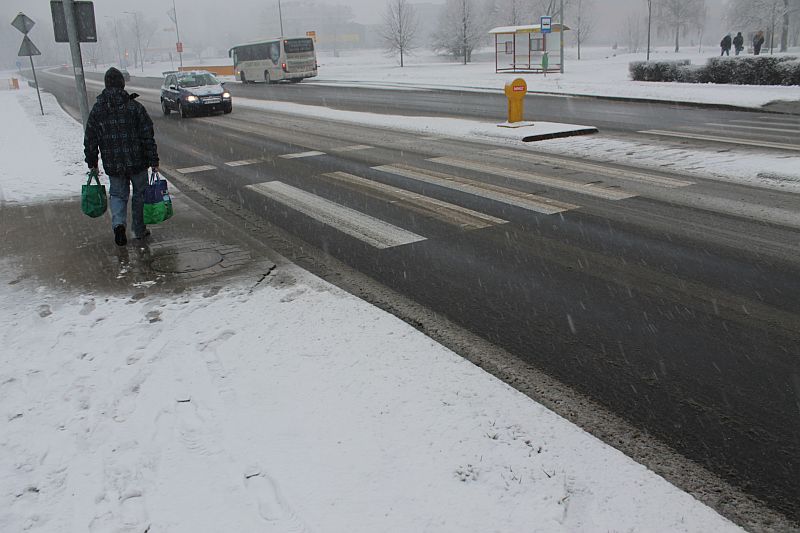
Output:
[177,73,218,88]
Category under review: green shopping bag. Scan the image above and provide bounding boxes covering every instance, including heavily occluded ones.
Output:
[143,171,173,225]
[81,171,107,218]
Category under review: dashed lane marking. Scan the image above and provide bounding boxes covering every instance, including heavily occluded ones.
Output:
[704,123,800,134]
[279,151,326,159]
[488,149,694,188]
[332,145,373,153]
[639,130,800,151]
[246,181,426,249]
[224,159,263,167]
[176,165,216,174]
[373,164,579,215]
[429,157,637,201]
[323,171,507,230]
[733,119,800,128]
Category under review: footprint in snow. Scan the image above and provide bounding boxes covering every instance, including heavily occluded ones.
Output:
[79,299,96,316]
[244,468,309,532]
[37,304,53,318]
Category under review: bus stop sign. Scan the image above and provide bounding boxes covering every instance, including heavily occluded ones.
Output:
[540,16,552,34]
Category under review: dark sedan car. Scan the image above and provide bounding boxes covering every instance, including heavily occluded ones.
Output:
[160,70,232,118]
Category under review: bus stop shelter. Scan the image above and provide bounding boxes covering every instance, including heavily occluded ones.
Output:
[489,24,570,74]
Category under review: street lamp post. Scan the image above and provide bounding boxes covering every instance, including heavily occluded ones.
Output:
[123,11,143,72]
[278,0,284,37]
[646,0,653,61]
[169,0,183,69]
[559,0,565,74]
[104,15,122,67]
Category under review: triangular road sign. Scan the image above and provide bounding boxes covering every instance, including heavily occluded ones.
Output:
[18,35,41,57]
[11,12,36,34]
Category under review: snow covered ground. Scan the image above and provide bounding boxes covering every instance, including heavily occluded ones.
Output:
[100,45,800,108]
[0,86,748,532]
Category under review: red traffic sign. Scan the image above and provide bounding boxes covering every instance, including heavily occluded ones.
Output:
[176,42,183,53]
[11,12,36,34]
[18,35,42,57]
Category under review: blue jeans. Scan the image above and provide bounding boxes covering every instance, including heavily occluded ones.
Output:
[109,170,148,237]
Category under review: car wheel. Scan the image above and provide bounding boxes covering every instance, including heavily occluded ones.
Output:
[224,106,232,114]
[161,99,171,116]
[178,102,187,118]
[264,71,271,85]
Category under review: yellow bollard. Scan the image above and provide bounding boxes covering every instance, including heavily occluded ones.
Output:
[504,78,527,123]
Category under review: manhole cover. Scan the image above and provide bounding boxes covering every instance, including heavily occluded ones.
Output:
[151,250,224,273]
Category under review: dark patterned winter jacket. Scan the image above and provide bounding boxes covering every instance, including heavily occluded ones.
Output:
[84,88,159,177]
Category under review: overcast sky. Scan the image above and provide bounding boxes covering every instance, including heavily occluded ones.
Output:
[3,0,728,69]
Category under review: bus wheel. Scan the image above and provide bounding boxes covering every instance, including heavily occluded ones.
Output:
[264,71,271,84]
[241,72,247,84]
[289,78,302,83]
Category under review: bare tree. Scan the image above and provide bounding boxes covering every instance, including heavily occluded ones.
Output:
[432,0,484,64]
[727,0,799,53]
[381,0,420,67]
[656,0,705,52]
[573,0,595,59]
[625,10,646,52]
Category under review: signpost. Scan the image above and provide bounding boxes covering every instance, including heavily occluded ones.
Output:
[51,0,93,125]
[540,16,552,34]
[10,12,44,115]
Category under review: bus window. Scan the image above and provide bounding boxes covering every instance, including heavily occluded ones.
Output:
[284,38,314,54]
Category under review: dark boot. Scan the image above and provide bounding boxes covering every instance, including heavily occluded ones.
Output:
[114,225,127,246]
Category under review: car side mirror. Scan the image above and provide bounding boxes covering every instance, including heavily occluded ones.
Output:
[220,81,226,86]
[169,85,177,91]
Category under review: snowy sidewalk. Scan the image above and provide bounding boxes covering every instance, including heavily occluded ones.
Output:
[0,87,746,532]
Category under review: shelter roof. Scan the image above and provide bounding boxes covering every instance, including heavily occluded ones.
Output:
[489,24,570,35]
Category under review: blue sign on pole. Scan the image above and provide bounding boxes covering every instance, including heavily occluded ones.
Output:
[540,16,553,34]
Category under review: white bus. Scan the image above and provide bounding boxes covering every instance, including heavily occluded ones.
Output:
[229,38,317,84]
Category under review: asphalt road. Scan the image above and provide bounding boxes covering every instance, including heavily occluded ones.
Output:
[41,70,800,526]
[61,68,800,150]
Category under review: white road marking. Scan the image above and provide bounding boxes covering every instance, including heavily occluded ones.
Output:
[430,157,636,201]
[323,171,507,230]
[704,123,800,134]
[279,151,326,159]
[246,181,426,249]
[332,145,373,152]
[756,116,800,124]
[224,159,262,167]
[488,149,694,188]
[639,130,800,151]
[176,165,216,174]
[733,119,800,128]
[373,164,579,215]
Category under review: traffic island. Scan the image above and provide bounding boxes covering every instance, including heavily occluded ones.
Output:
[497,78,598,142]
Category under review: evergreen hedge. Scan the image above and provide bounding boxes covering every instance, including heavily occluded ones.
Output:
[629,56,800,86]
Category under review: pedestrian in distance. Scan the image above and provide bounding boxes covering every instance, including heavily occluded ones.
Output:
[753,31,765,55]
[84,67,160,247]
[733,32,744,55]
[720,33,732,56]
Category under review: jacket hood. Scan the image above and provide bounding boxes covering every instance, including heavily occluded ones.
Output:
[96,87,132,109]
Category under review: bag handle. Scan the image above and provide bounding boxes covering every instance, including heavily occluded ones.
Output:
[86,170,101,186]
[149,169,163,185]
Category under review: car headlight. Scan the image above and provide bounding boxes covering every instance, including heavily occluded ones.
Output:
[186,95,199,103]
[222,92,231,99]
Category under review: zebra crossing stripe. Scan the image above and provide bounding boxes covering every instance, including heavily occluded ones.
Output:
[279,151,326,159]
[176,165,216,174]
[246,181,426,249]
[430,157,636,201]
[323,171,507,230]
[373,164,578,215]
[488,149,693,188]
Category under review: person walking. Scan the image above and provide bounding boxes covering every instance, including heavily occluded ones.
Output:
[84,67,159,246]
[753,31,765,55]
[720,33,732,56]
[733,32,744,55]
